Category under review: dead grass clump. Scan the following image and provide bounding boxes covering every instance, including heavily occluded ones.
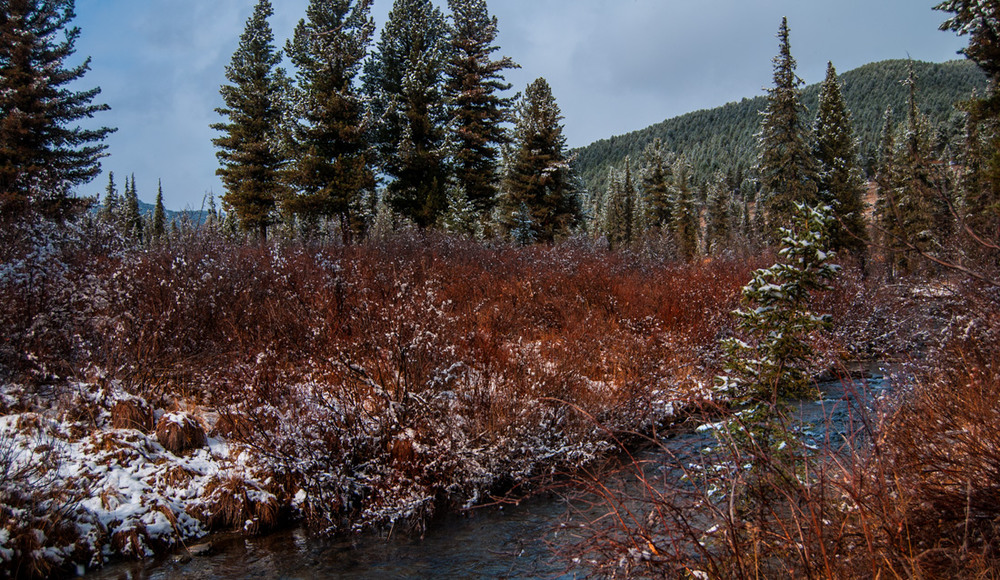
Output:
[111,398,154,432]
[155,412,207,455]
[196,473,282,535]
[110,523,150,558]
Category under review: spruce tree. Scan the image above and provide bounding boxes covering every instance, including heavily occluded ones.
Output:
[874,106,905,272]
[705,171,735,255]
[0,0,115,219]
[811,62,868,257]
[894,65,946,273]
[363,0,450,229]
[285,0,376,243]
[672,155,700,261]
[100,171,119,223]
[445,0,519,218]
[603,160,636,250]
[152,179,166,241]
[639,138,674,229]
[756,17,818,240]
[720,203,839,402]
[936,2,1000,251]
[122,174,142,242]
[212,0,289,241]
[441,185,479,237]
[502,77,580,242]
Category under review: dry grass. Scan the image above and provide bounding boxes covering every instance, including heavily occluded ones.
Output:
[154,412,206,455]
[196,473,282,535]
[111,398,153,432]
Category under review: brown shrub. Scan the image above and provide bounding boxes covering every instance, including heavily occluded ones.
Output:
[210,411,254,440]
[111,398,153,432]
[155,412,207,455]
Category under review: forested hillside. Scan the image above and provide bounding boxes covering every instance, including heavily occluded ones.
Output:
[573,59,986,196]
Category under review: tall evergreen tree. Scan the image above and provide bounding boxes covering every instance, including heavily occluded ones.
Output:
[639,138,674,229]
[212,0,289,241]
[705,171,736,255]
[811,61,869,257]
[756,17,818,239]
[874,106,905,271]
[152,179,166,241]
[896,65,947,272]
[122,174,142,242]
[502,77,580,242]
[0,0,115,218]
[445,0,518,218]
[100,171,119,223]
[603,160,636,250]
[672,155,700,261]
[936,1,1000,249]
[285,0,376,242]
[363,0,450,229]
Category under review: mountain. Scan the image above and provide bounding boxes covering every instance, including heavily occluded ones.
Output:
[572,59,987,196]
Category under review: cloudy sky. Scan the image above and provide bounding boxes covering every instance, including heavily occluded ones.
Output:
[70,0,967,210]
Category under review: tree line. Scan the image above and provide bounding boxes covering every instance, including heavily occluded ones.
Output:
[5,0,1000,271]
[589,13,1000,278]
[210,0,581,244]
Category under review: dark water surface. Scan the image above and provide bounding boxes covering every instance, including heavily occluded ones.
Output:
[89,369,890,580]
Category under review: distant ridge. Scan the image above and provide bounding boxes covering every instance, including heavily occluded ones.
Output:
[572,59,987,196]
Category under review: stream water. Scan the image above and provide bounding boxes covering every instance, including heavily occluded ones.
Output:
[88,368,891,580]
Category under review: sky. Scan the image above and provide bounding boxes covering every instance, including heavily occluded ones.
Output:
[69,0,969,211]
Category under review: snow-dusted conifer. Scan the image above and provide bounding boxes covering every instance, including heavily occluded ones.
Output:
[671,155,699,261]
[0,0,115,218]
[122,174,142,242]
[704,171,735,255]
[100,171,119,224]
[640,138,674,229]
[212,0,289,241]
[756,18,819,240]
[811,62,868,257]
[502,77,580,242]
[285,0,376,243]
[152,180,166,241]
[603,160,636,250]
[720,203,839,402]
[363,0,450,229]
[445,0,519,219]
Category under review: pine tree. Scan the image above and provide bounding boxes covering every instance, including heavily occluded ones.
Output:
[502,77,580,242]
[756,17,819,240]
[705,171,735,255]
[285,0,376,243]
[441,185,479,237]
[893,65,947,273]
[122,174,142,242]
[936,2,1000,251]
[812,62,869,257]
[152,179,166,241]
[603,160,636,250]
[0,0,115,219]
[639,138,674,229]
[100,171,119,223]
[510,201,536,245]
[212,0,289,241]
[363,0,450,229]
[672,155,700,261]
[445,0,518,218]
[719,203,840,402]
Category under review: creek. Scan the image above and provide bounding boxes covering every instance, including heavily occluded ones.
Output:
[88,368,891,579]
